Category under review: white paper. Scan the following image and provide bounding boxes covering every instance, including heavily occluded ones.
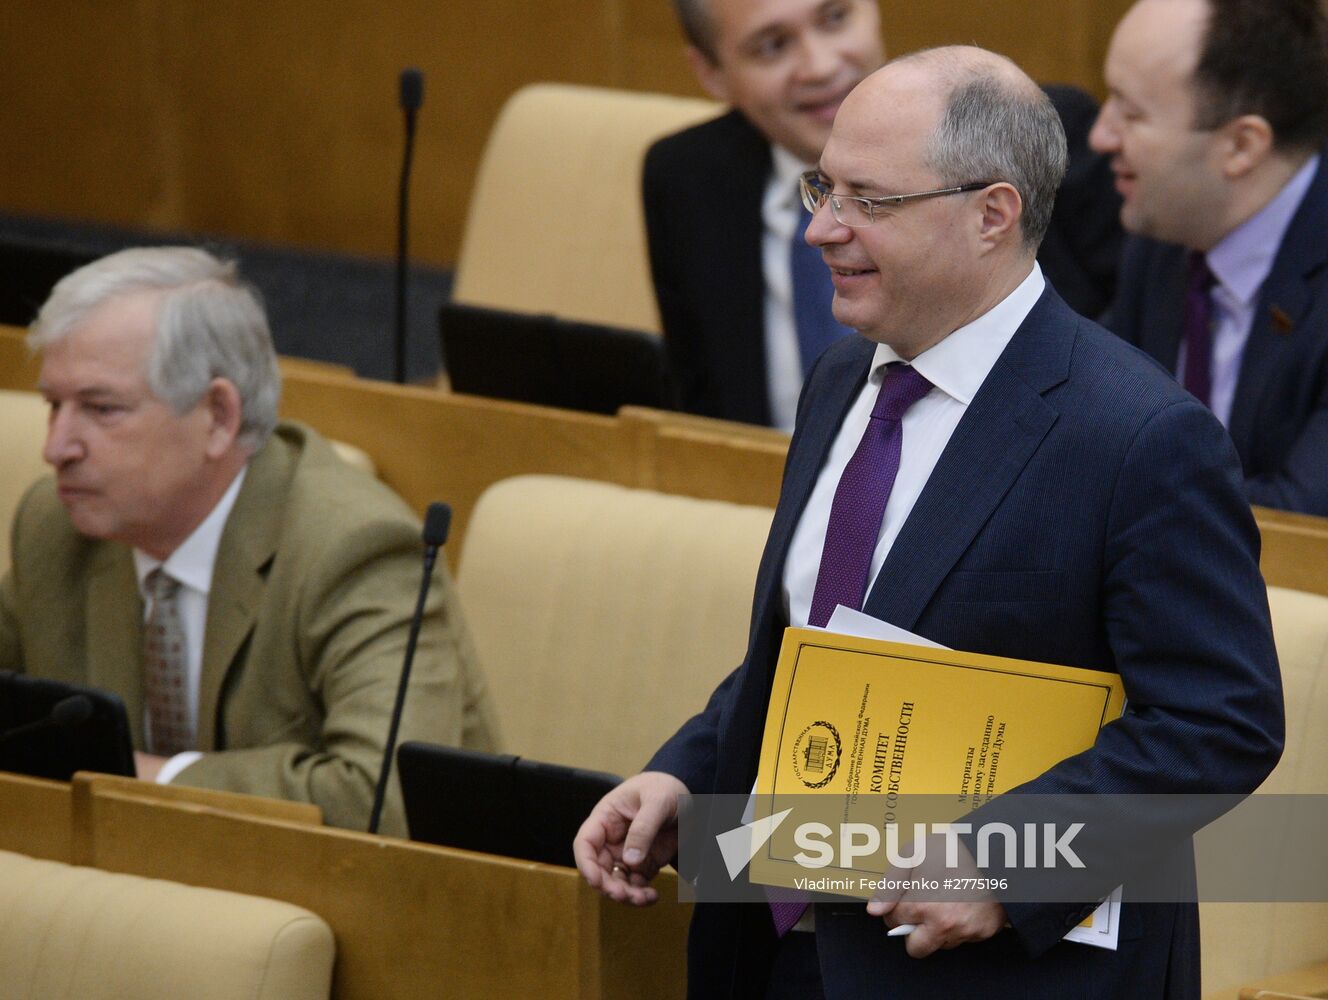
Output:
[1062,886,1122,950]
[823,605,949,649]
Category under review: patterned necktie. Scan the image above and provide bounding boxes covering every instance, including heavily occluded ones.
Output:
[143,568,192,756]
[1182,251,1216,407]
[807,363,934,630]
[770,364,933,938]
[790,201,853,374]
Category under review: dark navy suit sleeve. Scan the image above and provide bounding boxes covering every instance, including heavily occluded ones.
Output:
[1001,397,1283,954]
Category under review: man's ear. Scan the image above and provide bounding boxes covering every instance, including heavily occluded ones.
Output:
[202,377,244,459]
[977,182,1024,249]
[686,45,731,103]
[1219,114,1274,180]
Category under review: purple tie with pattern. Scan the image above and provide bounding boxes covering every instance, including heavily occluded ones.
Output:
[807,363,934,630]
[1182,251,1216,407]
[770,362,933,937]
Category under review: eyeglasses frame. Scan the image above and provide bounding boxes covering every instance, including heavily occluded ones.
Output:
[798,171,997,227]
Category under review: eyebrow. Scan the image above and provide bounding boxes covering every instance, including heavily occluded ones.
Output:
[37,383,132,402]
[815,168,886,196]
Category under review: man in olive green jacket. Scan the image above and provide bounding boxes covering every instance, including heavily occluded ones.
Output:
[0,246,498,835]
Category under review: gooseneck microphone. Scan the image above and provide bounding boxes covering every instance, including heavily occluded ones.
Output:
[0,694,94,745]
[368,501,452,835]
[393,67,425,385]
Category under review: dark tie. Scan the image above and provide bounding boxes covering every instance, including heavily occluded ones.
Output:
[770,364,933,939]
[143,568,192,756]
[807,363,934,630]
[790,204,853,374]
[1182,251,1216,406]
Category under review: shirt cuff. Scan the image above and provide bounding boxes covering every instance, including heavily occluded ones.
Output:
[155,751,204,784]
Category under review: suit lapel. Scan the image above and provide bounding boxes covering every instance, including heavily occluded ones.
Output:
[1146,248,1190,370]
[195,437,288,749]
[713,113,775,421]
[1227,154,1328,458]
[862,291,1072,632]
[85,543,146,746]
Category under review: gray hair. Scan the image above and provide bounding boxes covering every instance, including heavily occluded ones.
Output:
[672,0,718,63]
[921,62,1068,252]
[29,246,282,452]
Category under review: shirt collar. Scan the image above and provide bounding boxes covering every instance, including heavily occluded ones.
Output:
[868,263,1046,405]
[1207,154,1319,307]
[134,467,248,597]
[771,144,814,209]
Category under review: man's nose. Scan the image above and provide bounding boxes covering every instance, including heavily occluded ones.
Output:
[1088,103,1121,155]
[796,33,841,82]
[42,407,83,468]
[804,200,850,247]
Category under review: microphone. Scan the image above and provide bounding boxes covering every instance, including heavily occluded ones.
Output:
[0,694,94,745]
[369,502,452,834]
[393,67,425,385]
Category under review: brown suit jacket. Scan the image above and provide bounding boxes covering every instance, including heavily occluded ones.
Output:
[0,421,499,834]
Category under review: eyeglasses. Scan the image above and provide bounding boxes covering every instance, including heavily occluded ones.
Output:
[799,171,995,227]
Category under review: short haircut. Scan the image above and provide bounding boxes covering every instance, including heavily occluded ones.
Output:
[1192,0,1328,152]
[916,56,1068,251]
[29,246,282,452]
[672,0,718,63]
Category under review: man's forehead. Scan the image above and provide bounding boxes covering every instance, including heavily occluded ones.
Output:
[1110,0,1207,91]
[38,293,160,387]
[711,0,837,49]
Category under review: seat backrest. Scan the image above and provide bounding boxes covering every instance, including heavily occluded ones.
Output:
[1200,585,1328,998]
[452,83,720,334]
[0,848,334,1000]
[455,474,772,775]
[0,390,52,571]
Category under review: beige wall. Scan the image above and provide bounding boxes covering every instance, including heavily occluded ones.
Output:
[0,0,1132,267]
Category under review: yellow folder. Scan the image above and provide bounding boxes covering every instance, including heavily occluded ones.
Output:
[749,627,1126,894]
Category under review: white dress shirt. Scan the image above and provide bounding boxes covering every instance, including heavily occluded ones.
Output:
[762,145,818,432]
[782,265,1046,626]
[132,467,246,782]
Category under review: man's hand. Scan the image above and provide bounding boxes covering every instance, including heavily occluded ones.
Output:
[573,771,687,906]
[133,751,168,783]
[867,831,1007,958]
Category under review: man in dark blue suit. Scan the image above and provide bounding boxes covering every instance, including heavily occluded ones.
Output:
[1092,0,1328,515]
[576,46,1283,999]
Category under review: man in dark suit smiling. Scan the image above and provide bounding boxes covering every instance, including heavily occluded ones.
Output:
[579,46,1281,999]
[1093,0,1328,515]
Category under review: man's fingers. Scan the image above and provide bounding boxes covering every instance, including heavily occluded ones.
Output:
[621,787,676,866]
[573,802,625,887]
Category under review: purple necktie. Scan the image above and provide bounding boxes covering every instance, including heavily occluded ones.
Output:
[807,363,934,630]
[1182,251,1216,406]
[770,364,932,938]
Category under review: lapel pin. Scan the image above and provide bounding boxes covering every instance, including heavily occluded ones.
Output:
[1270,305,1294,334]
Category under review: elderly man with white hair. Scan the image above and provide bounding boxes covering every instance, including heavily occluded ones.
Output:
[0,246,498,834]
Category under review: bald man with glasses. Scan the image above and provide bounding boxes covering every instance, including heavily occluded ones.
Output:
[579,46,1281,1000]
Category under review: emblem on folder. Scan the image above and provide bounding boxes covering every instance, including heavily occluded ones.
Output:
[791,720,842,789]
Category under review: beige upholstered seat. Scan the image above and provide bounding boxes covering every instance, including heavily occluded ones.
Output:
[0,849,334,1000]
[452,83,721,334]
[456,474,772,775]
[1200,585,1328,999]
[0,389,51,570]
